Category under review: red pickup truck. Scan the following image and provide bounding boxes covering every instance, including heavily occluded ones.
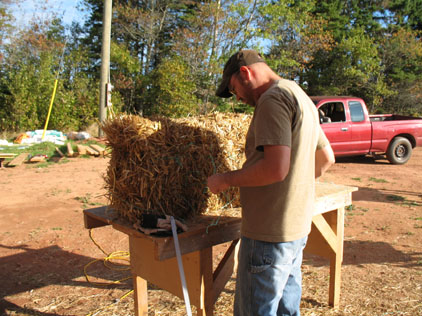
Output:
[311,96,422,164]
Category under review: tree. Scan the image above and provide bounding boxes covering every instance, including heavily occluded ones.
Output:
[141,55,199,117]
[0,16,99,132]
[252,0,334,80]
[380,28,422,114]
[387,0,422,31]
[79,0,105,79]
[305,27,392,109]
[0,0,15,62]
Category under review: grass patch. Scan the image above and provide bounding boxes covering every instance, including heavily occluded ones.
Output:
[351,177,361,181]
[75,193,103,209]
[369,177,388,183]
[379,225,390,231]
[345,204,357,216]
[386,194,405,202]
[385,195,421,207]
[0,140,106,167]
[0,141,59,157]
[346,204,355,211]
[402,201,421,207]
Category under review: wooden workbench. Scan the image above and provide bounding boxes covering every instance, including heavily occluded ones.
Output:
[84,182,357,315]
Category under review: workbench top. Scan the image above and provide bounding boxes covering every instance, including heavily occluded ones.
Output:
[84,182,357,260]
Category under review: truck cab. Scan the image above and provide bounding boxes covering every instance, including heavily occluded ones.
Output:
[311,96,372,156]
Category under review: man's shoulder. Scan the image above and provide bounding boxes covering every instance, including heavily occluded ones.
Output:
[258,79,298,109]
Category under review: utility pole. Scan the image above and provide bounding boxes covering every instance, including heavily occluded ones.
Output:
[99,0,112,137]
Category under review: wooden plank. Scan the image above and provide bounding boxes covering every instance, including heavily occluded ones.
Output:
[67,143,75,157]
[29,155,46,163]
[85,146,100,156]
[305,222,333,259]
[107,214,242,261]
[316,182,357,198]
[77,144,87,155]
[329,255,342,308]
[85,205,243,261]
[198,247,214,316]
[76,144,100,157]
[156,217,241,260]
[55,147,65,157]
[133,275,148,316]
[314,182,357,216]
[7,153,28,167]
[311,214,338,253]
[83,206,119,228]
[212,239,239,304]
[51,156,64,163]
[329,206,344,308]
[84,214,110,229]
[90,144,105,156]
[0,153,16,159]
[129,236,204,307]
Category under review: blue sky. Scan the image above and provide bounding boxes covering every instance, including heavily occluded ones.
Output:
[10,0,87,28]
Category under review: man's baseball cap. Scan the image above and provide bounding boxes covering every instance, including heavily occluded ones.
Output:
[216,49,266,98]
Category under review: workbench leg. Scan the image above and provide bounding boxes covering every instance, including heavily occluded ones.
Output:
[133,275,148,316]
[327,207,344,308]
[197,247,214,316]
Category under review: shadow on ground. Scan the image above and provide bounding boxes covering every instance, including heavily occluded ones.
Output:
[351,186,422,206]
[304,239,421,268]
[0,243,131,315]
[335,155,390,165]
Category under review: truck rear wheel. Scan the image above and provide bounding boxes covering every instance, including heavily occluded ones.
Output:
[386,137,412,164]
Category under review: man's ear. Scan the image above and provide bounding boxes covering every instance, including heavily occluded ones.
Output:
[239,65,252,81]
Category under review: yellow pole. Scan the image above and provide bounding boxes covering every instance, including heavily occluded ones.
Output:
[41,78,59,140]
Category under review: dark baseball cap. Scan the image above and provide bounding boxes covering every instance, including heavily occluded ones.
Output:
[216,49,266,98]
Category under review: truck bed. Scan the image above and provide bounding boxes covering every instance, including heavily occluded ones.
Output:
[369,114,422,122]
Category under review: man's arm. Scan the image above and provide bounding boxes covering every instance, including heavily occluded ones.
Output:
[315,144,335,178]
[207,145,290,194]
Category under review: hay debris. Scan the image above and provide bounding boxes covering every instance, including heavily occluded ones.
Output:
[102,112,251,222]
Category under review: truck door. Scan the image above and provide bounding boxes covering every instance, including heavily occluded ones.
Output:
[318,101,352,155]
[348,100,372,153]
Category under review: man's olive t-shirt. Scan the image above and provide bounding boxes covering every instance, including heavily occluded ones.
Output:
[239,79,329,242]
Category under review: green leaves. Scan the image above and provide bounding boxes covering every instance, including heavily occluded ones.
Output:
[1,0,422,130]
[142,55,199,118]
[0,14,99,132]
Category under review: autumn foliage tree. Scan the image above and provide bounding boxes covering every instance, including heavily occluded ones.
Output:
[1,0,422,133]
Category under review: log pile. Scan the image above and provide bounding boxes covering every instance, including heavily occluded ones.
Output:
[101,112,251,222]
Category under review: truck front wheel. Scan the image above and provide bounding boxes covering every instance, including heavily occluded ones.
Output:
[386,137,412,164]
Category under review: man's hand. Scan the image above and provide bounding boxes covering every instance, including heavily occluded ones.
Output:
[315,144,335,178]
[207,173,230,194]
[207,145,290,194]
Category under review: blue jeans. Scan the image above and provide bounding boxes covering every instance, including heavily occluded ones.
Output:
[234,235,308,316]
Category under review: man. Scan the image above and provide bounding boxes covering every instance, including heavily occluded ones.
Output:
[207,50,335,316]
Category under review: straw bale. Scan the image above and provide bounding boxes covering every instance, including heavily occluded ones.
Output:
[102,112,251,222]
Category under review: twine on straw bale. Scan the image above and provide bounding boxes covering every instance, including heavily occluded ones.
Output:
[102,112,251,222]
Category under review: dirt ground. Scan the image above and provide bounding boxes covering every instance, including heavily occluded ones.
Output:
[0,145,421,316]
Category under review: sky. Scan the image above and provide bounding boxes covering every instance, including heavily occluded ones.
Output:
[10,0,87,28]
